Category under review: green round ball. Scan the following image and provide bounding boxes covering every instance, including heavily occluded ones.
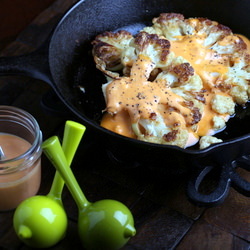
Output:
[13,195,68,248]
[78,199,136,250]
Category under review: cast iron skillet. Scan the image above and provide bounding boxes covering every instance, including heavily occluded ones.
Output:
[0,0,250,206]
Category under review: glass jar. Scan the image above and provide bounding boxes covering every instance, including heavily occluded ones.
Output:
[0,106,42,211]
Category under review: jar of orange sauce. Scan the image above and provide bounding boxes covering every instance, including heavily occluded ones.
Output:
[0,106,42,211]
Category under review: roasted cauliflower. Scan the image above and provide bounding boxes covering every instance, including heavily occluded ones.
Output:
[92,13,250,149]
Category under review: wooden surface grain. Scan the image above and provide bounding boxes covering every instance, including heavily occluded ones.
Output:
[0,0,249,249]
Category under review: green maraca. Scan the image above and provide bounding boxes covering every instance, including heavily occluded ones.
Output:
[13,121,86,248]
[42,136,136,250]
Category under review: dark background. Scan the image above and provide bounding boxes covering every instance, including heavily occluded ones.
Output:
[0,0,56,51]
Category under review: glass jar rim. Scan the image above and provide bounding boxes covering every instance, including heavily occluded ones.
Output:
[0,105,42,165]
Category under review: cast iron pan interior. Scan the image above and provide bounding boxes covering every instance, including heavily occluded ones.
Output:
[48,0,250,150]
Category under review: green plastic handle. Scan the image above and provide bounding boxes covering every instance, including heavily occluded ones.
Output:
[47,121,86,202]
[62,121,86,163]
[42,136,90,211]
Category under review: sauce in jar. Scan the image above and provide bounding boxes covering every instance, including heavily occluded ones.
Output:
[0,106,42,211]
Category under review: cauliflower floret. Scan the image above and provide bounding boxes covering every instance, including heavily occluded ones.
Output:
[132,31,171,67]
[185,18,232,46]
[212,116,226,131]
[162,129,189,148]
[211,94,235,115]
[154,56,205,123]
[121,31,172,78]
[146,13,232,47]
[230,85,249,105]
[199,135,223,149]
[223,56,250,105]
[92,30,133,78]
[210,35,246,55]
[132,115,189,148]
[95,31,172,78]
[155,56,203,91]
[147,13,191,40]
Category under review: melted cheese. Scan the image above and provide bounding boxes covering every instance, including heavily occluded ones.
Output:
[171,35,229,85]
[105,55,193,123]
[101,110,137,138]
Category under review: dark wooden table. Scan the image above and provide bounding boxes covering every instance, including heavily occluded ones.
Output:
[0,0,249,249]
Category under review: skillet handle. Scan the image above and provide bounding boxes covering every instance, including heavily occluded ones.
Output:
[0,42,53,85]
[187,158,250,207]
[187,165,231,207]
[231,155,250,196]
